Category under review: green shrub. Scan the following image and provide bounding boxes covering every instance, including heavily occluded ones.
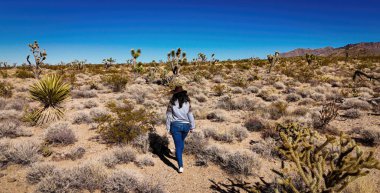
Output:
[101,73,129,92]
[0,81,13,98]
[0,70,8,78]
[15,69,34,79]
[94,100,156,144]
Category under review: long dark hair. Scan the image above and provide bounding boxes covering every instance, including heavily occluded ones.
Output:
[170,91,190,108]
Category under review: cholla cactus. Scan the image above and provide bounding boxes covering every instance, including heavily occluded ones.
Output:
[167,48,185,75]
[102,58,115,69]
[267,51,279,73]
[272,123,380,193]
[27,40,47,79]
[305,53,316,65]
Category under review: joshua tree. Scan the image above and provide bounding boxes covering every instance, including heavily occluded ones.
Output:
[305,53,316,65]
[28,74,70,125]
[102,58,115,69]
[131,49,141,68]
[71,59,86,70]
[26,40,47,79]
[197,53,207,63]
[167,48,185,75]
[267,51,279,73]
[210,53,218,65]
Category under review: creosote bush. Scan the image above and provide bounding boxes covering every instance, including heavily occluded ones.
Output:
[101,73,129,92]
[95,100,156,144]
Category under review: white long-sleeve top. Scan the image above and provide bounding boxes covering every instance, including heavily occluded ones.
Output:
[166,100,195,132]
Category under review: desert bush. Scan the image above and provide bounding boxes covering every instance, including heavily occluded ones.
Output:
[273,82,285,90]
[194,93,207,103]
[351,128,380,146]
[71,90,97,98]
[231,87,244,94]
[312,102,338,129]
[342,98,372,110]
[83,100,98,108]
[69,163,107,192]
[72,111,93,124]
[131,134,150,153]
[27,163,55,184]
[223,151,259,176]
[250,137,278,159]
[298,98,315,106]
[244,116,266,132]
[231,126,249,141]
[90,107,110,120]
[286,93,301,102]
[272,123,380,193]
[114,147,137,164]
[213,75,224,83]
[310,92,325,102]
[291,107,309,116]
[5,139,40,165]
[5,99,26,111]
[0,120,31,138]
[206,110,228,122]
[95,100,156,144]
[212,84,228,96]
[0,81,13,98]
[342,108,361,119]
[45,122,76,145]
[257,89,278,102]
[297,88,311,98]
[267,101,288,120]
[247,86,259,93]
[101,169,165,193]
[217,96,256,111]
[101,73,129,92]
[213,131,234,143]
[29,74,70,125]
[66,147,86,160]
[184,132,208,155]
[36,163,107,193]
[202,127,218,139]
[231,76,248,88]
[135,156,155,168]
[15,69,34,79]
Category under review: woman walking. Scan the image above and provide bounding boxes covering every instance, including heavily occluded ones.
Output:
[166,86,195,173]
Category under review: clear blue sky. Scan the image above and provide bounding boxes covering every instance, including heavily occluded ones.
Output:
[0,0,379,64]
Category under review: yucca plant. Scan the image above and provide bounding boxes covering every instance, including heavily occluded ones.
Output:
[29,74,70,125]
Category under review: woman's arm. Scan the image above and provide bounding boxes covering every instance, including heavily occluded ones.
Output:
[187,104,195,130]
[166,104,173,132]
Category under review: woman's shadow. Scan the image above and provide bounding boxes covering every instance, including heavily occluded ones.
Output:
[149,132,178,171]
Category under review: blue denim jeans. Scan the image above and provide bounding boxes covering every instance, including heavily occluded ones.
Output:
[170,121,191,168]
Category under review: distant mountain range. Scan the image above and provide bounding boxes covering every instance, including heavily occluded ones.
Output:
[280,42,380,57]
